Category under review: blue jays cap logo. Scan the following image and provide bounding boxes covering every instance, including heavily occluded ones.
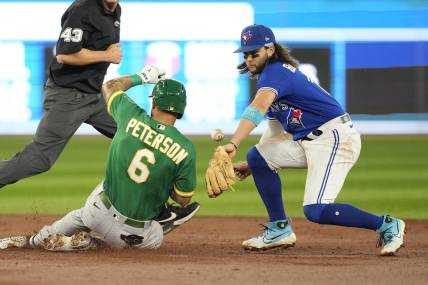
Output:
[234,24,276,53]
[242,31,253,44]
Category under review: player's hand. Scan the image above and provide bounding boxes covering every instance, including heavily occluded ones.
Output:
[138,64,166,84]
[106,43,122,64]
[233,161,252,180]
[222,143,237,158]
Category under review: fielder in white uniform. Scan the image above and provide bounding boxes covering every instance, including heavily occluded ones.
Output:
[227,24,405,255]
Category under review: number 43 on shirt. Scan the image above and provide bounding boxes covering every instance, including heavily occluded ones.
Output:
[60,27,83,43]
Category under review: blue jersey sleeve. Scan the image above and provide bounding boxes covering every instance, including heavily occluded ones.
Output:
[257,63,295,100]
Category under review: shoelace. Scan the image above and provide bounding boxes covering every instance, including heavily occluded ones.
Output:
[376,228,394,248]
[258,219,292,237]
[258,224,274,237]
[376,232,385,248]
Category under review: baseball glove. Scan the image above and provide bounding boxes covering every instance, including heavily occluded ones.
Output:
[205,146,236,198]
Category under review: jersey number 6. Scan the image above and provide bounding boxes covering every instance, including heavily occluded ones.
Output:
[127,149,156,184]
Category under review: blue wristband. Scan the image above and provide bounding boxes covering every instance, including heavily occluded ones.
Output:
[241,106,264,126]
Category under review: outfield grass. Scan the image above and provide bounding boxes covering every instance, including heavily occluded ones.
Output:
[0,135,427,219]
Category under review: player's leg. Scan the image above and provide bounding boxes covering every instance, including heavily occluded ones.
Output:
[0,81,89,188]
[114,221,163,249]
[29,208,93,250]
[28,185,109,251]
[302,122,405,255]
[85,94,117,138]
[242,132,306,250]
[80,182,163,249]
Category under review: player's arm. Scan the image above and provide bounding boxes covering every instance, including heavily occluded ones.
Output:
[56,43,122,65]
[56,8,121,66]
[101,65,166,104]
[224,88,276,156]
[170,191,191,207]
[102,75,134,104]
[172,147,196,206]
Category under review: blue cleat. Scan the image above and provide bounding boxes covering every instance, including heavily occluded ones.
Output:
[242,219,296,250]
[376,215,406,256]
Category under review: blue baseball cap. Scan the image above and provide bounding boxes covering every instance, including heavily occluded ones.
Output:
[234,24,276,53]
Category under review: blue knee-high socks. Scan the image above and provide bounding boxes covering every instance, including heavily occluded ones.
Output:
[246,147,383,231]
[304,203,383,230]
[247,147,286,221]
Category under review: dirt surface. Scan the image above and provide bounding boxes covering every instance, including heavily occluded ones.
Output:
[0,216,427,285]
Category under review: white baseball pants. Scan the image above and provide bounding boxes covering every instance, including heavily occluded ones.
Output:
[32,182,163,249]
[256,115,361,205]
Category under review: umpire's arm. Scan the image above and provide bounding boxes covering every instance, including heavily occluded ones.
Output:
[57,43,122,65]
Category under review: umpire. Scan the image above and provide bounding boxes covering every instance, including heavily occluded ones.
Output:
[0,0,122,188]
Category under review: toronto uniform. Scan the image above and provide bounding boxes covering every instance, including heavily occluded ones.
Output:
[231,24,405,255]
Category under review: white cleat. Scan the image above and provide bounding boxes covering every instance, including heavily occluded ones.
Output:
[377,215,406,256]
[43,232,97,252]
[242,220,297,251]
[0,236,29,249]
[242,232,297,251]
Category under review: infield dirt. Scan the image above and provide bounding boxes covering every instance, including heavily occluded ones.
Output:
[0,216,427,285]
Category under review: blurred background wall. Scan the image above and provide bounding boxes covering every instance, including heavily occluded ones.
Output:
[0,0,427,134]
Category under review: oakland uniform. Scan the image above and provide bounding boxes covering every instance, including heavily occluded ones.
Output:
[104,91,196,220]
[31,89,196,249]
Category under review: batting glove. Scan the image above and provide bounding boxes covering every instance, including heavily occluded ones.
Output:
[138,64,166,84]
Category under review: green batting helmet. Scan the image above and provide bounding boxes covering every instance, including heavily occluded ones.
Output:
[151,79,186,119]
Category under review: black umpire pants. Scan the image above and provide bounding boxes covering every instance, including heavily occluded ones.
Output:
[0,79,117,188]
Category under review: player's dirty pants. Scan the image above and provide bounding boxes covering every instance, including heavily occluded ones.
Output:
[0,79,116,188]
[32,182,163,249]
[256,115,361,205]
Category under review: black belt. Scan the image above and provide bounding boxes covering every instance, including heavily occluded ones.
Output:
[98,191,148,228]
[301,129,323,141]
[301,113,351,141]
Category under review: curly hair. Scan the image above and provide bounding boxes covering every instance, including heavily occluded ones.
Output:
[268,43,299,68]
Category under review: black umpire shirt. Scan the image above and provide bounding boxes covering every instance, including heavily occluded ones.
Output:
[49,0,121,94]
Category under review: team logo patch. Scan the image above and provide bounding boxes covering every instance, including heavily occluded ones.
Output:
[242,31,253,44]
[114,20,120,27]
[157,124,166,131]
[288,108,305,127]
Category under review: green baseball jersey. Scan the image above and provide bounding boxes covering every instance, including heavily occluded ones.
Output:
[104,91,196,220]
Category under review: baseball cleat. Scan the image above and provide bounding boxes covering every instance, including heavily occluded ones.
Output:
[155,202,200,235]
[0,236,29,249]
[242,220,296,251]
[376,215,406,256]
[43,231,97,251]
